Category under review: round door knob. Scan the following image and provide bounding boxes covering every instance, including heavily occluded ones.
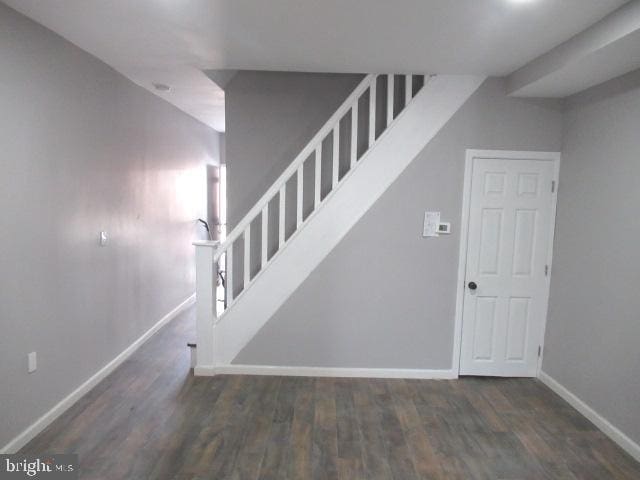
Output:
[468,281,478,290]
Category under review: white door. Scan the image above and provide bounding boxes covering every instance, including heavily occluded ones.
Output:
[459,154,557,377]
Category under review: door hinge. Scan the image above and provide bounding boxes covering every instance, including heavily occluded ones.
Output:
[551,180,556,193]
[538,346,542,357]
[545,265,549,276]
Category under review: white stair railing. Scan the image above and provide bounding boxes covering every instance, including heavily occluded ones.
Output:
[195,74,427,328]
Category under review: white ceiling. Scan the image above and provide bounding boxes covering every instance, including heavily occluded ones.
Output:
[3,0,629,131]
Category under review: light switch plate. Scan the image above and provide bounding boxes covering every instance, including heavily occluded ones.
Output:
[28,352,37,373]
[423,211,441,237]
[99,231,108,246]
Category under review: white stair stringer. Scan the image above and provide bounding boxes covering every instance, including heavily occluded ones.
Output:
[198,75,485,374]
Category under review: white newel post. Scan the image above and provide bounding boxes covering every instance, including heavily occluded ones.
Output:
[193,241,218,374]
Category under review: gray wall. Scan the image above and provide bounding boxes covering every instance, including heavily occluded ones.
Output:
[224,71,363,228]
[235,78,563,368]
[0,4,219,448]
[543,70,640,445]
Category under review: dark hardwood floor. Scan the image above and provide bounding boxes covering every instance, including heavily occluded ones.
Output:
[22,307,640,479]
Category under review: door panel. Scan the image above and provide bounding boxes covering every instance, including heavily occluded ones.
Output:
[512,209,537,276]
[472,296,497,361]
[505,297,530,361]
[460,156,555,377]
[478,208,503,275]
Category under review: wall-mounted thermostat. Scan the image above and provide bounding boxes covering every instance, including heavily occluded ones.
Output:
[438,222,451,234]
[423,212,452,237]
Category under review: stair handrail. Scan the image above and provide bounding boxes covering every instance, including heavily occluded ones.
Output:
[213,73,378,260]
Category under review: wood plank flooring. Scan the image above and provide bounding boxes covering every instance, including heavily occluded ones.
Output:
[21,307,640,479]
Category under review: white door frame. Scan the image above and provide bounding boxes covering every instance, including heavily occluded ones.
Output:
[452,149,561,377]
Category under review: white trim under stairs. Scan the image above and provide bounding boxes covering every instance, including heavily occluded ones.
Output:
[194,74,486,373]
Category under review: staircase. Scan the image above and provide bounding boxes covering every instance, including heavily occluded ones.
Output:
[193,73,485,375]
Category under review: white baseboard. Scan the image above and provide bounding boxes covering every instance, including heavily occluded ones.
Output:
[0,294,195,454]
[538,371,640,463]
[194,364,457,379]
